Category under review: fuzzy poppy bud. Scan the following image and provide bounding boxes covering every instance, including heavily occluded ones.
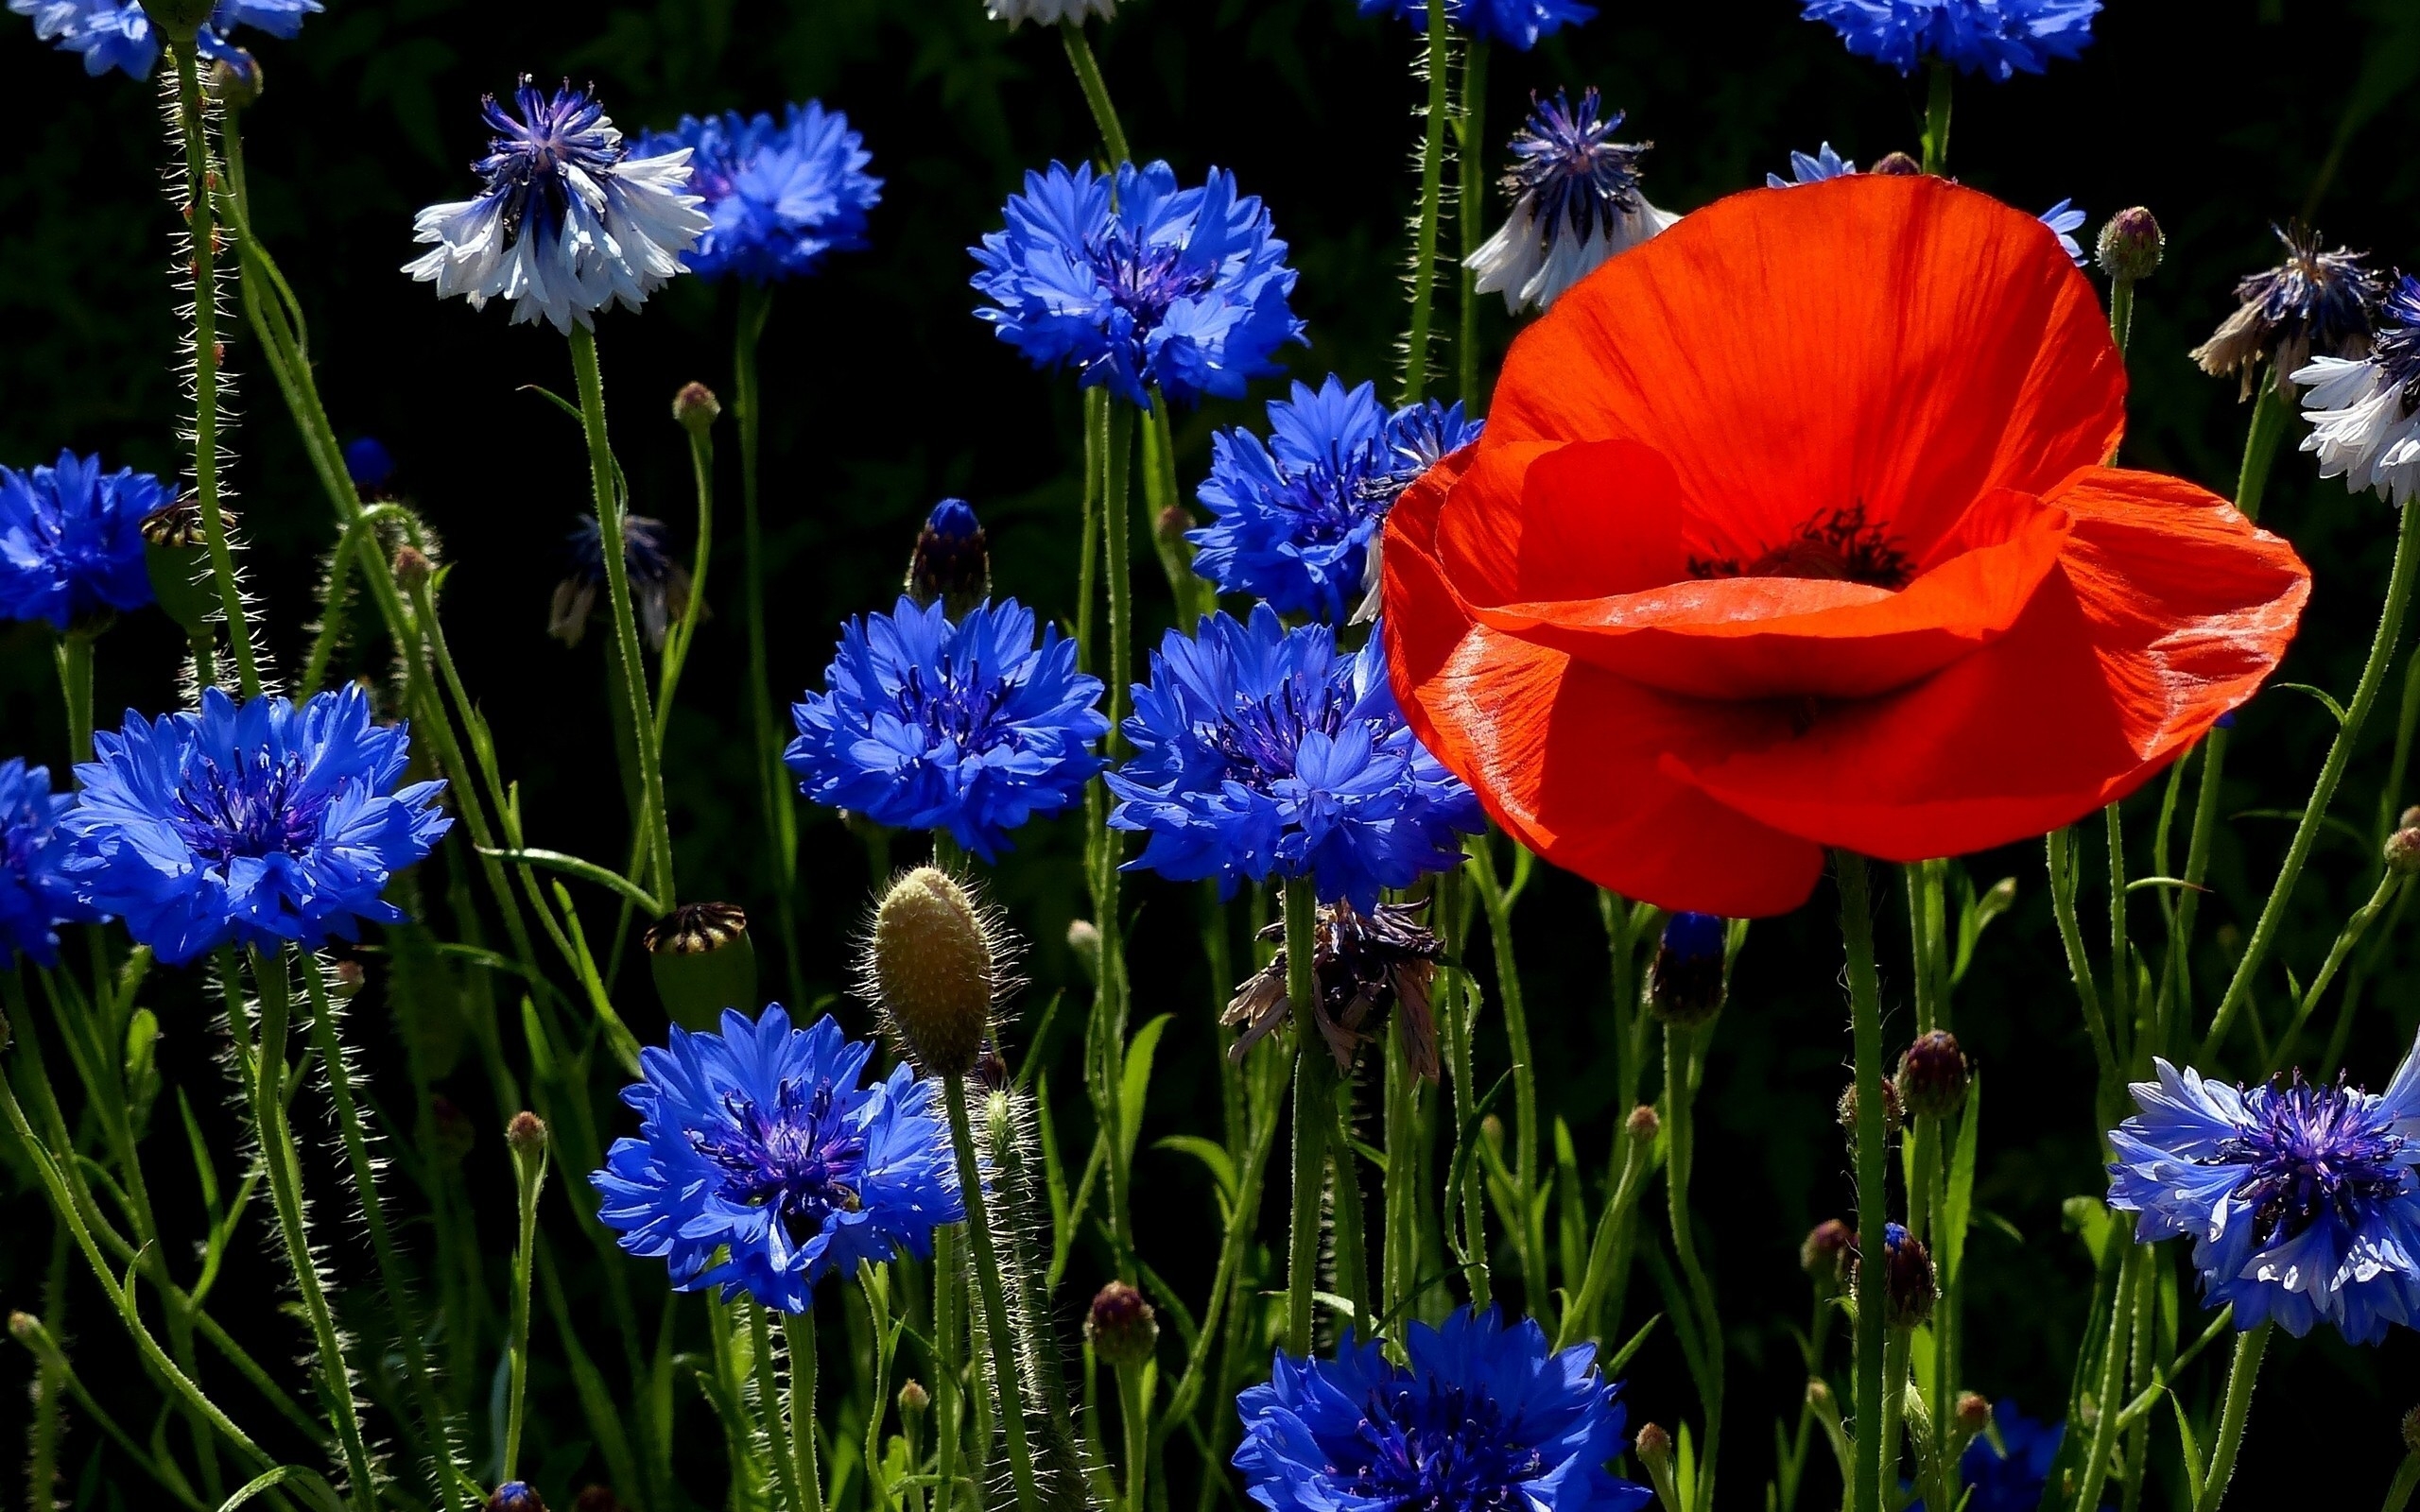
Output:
[506,1110,547,1155]
[1801,1218,1853,1297]
[672,382,721,433]
[2096,207,2163,284]
[898,1379,930,1418]
[2387,827,2420,876]
[1085,1280,1160,1369]
[904,499,990,619]
[1625,1104,1660,1144]
[487,1486,546,1512]
[869,867,997,1075]
[646,902,757,1032]
[392,546,434,593]
[1895,1030,1970,1119]
[1956,1392,1992,1434]
[1838,1077,1903,1138]
[1647,911,1726,1024]
[1869,151,1923,176]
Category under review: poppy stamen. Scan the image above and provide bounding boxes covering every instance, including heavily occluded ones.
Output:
[1692,501,1913,589]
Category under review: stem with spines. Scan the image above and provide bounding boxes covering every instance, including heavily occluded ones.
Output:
[941,1072,1044,1512]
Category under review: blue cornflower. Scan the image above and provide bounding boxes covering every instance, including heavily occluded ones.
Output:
[2039,197,2087,266]
[1767,142,1858,186]
[2298,271,2420,508]
[633,103,881,284]
[0,759,97,969]
[59,685,449,967]
[2107,1045,2420,1345]
[786,596,1107,862]
[1801,0,2100,79]
[1234,1306,1651,1512]
[343,438,394,494]
[1108,606,1483,912]
[406,77,708,334]
[592,1005,963,1314]
[548,512,691,650]
[1764,150,2083,263]
[1913,1402,2068,1512]
[10,0,316,80]
[1356,0,1595,50]
[0,451,166,630]
[970,159,1305,410]
[1470,89,1677,315]
[1189,377,1483,624]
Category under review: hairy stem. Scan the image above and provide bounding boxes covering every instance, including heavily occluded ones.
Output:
[1836,853,1889,1512]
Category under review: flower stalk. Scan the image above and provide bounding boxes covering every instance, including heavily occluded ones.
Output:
[1401,0,1452,404]
[731,284,804,1002]
[2192,1322,2271,1512]
[1282,874,1327,1356]
[1835,852,1889,1512]
[941,1071,1045,1512]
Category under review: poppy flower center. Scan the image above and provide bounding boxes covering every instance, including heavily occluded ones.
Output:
[1692,504,1913,590]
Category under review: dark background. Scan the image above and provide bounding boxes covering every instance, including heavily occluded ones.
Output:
[5,0,2419,1505]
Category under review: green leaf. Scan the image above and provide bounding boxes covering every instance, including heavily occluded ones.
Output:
[1119,1014,1173,1171]
[1940,1073,1980,1285]
[477,845,662,915]
[1151,1135,1238,1208]
[1604,1312,1661,1374]
[2274,681,2348,725]
[215,1465,345,1512]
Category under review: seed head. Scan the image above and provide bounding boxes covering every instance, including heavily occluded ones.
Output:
[865,868,1001,1076]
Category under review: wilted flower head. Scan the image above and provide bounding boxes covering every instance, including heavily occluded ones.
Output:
[594,1006,962,1314]
[11,0,317,81]
[549,512,691,650]
[0,450,166,630]
[0,759,98,969]
[1109,608,1484,911]
[2107,1045,2420,1344]
[786,597,1107,861]
[970,159,1305,410]
[633,102,880,284]
[2193,223,2387,399]
[1226,900,1443,1076]
[2293,272,2420,508]
[60,685,451,966]
[1801,0,2100,79]
[1356,0,1596,50]
[1190,376,1483,624]
[406,77,708,334]
[1470,89,1677,315]
[1234,1307,1651,1512]
[983,0,1114,23]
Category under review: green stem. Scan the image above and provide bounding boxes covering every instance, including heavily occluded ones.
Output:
[753,1303,812,1512]
[1466,835,1541,1306]
[2233,378,2293,525]
[1663,1022,1722,1511]
[1283,876,1327,1356]
[1920,62,1952,177]
[503,1115,547,1485]
[1558,1107,1652,1352]
[1456,41,1489,407]
[54,631,93,766]
[1061,19,1132,164]
[2381,1454,2420,1512]
[2204,496,2420,1060]
[1097,404,1137,1279]
[2378,646,2420,842]
[169,43,259,697]
[933,1225,966,1512]
[2191,1323,2271,1512]
[1836,852,1889,1512]
[1402,0,1450,404]
[2108,278,2136,356]
[1879,1329,1910,1507]
[2069,1246,2140,1512]
[783,1310,825,1512]
[1439,868,1490,1310]
[2107,802,2132,1063]
[567,324,678,910]
[942,1073,1044,1512]
[655,411,717,738]
[246,951,379,1508]
[2267,869,2404,1074]
[732,284,803,1003]
[1115,1362,1149,1512]
[2049,829,2125,1102]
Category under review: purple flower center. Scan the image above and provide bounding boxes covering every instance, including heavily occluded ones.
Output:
[1344,1383,1546,1510]
[475,81,624,248]
[168,752,332,866]
[693,1079,870,1231]
[1206,678,1351,788]
[892,662,1013,751]
[1503,88,1649,248]
[2214,1074,2411,1248]
[1087,231,1216,336]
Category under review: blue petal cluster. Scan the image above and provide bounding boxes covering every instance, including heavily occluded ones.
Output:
[0,450,167,630]
[1189,376,1483,623]
[2107,1050,2420,1344]
[787,596,1107,861]
[1801,0,2099,79]
[593,1006,963,1314]
[1356,0,1594,49]
[343,438,394,493]
[1108,606,1483,911]
[634,102,881,284]
[1764,151,2085,265]
[971,160,1304,410]
[10,0,317,80]
[1235,1307,1651,1512]
[0,759,96,969]
[60,685,451,967]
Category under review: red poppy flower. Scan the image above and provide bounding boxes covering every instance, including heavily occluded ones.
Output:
[1382,175,2310,917]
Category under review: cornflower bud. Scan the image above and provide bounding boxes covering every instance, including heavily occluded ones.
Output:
[1085,1280,1160,1369]
[646,902,756,1033]
[1838,1077,1903,1138]
[328,958,365,1000]
[904,499,990,618]
[866,867,1000,1076]
[1066,918,1102,986]
[1853,1222,1938,1329]
[1801,1218,1853,1297]
[487,1485,546,1512]
[1869,151,1923,176]
[672,382,721,433]
[1896,1030,1970,1119]
[1635,1423,1675,1485]
[392,545,434,593]
[8,1312,40,1344]
[2096,207,2163,284]
[506,1110,547,1155]
[898,1379,930,1418]
[1646,911,1726,1025]
[1626,1105,1661,1144]
[2387,825,2420,877]
[1956,1392,1993,1434]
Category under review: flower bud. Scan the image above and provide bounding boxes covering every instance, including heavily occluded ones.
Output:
[2095,207,2164,284]
[904,499,990,619]
[1955,1392,1992,1434]
[2403,1403,2420,1455]
[1805,1378,1834,1411]
[392,545,434,593]
[646,902,757,1033]
[1853,1222,1937,1329]
[139,495,217,633]
[1625,1105,1661,1144]
[1085,1280,1160,1369]
[487,1486,546,1512]
[672,382,721,433]
[2400,806,2420,833]
[868,867,997,1075]
[1801,1218,1853,1297]
[2386,826,2420,876]
[9,1312,42,1345]
[1895,1030,1970,1119]
[1635,1422,1674,1470]
[209,50,263,110]
[344,438,395,495]
[1837,1077,1903,1138]
[507,1110,547,1155]
[328,957,365,1000]
[1869,151,1923,177]
[1066,918,1102,986]
[1646,911,1726,1025]
[1156,504,1197,555]
[898,1379,930,1418]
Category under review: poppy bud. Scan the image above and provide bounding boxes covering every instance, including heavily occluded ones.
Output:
[672,382,721,433]
[1626,1105,1660,1144]
[1085,1280,1159,1368]
[506,1110,547,1156]
[392,545,434,593]
[1895,1030,1970,1118]
[1838,1078,1903,1138]
[1067,918,1102,985]
[867,867,998,1076]
[904,499,990,619]
[1853,1222,1937,1329]
[2096,207,2163,284]
[646,902,757,1032]
[899,1379,930,1418]
[1801,1218,1852,1297]
[1956,1392,1992,1434]
[487,1485,546,1512]
[2388,826,2420,876]
[1869,151,1923,176]
[1647,911,1727,1024]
